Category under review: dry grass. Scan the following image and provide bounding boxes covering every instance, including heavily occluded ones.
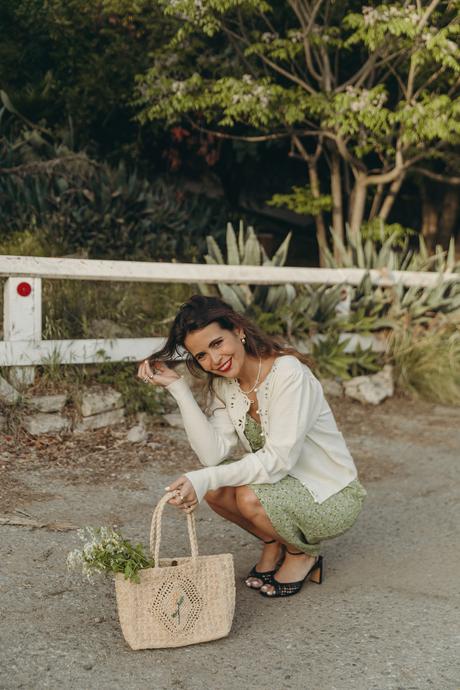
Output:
[390,318,460,405]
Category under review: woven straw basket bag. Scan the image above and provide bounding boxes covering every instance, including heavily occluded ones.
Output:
[115,492,236,650]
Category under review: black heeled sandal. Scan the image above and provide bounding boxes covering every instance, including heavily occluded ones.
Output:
[259,552,323,598]
[245,539,285,589]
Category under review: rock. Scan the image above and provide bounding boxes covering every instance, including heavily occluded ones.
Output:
[0,376,20,404]
[321,379,343,398]
[136,412,151,427]
[23,413,71,435]
[162,413,185,429]
[73,407,125,433]
[27,394,67,413]
[0,415,6,432]
[80,387,123,417]
[344,365,394,405]
[126,425,148,443]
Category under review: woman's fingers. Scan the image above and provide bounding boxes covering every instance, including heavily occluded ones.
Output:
[165,477,197,507]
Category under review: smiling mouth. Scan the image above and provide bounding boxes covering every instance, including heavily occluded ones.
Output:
[217,358,232,373]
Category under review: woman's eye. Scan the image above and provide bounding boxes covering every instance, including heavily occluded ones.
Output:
[213,339,223,348]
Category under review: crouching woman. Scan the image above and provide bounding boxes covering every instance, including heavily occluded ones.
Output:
[138,295,366,598]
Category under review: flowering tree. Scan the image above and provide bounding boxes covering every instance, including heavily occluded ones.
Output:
[134,0,460,262]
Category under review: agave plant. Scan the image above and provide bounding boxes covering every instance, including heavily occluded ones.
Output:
[198,222,296,314]
[309,333,383,380]
[325,224,459,274]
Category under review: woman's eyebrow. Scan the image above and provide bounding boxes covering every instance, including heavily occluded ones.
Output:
[193,337,222,358]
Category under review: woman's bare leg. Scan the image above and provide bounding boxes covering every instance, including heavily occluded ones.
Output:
[205,487,283,587]
[204,487,273,541]
[235,485,318,593]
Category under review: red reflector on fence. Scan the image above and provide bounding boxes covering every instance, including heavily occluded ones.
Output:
[17,282,32,297]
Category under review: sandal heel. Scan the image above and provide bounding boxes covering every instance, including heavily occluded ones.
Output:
[309,555,323,584]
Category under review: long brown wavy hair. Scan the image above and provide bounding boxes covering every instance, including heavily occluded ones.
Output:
[149,295,313,394]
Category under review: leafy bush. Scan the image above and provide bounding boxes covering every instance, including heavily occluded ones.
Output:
[0,119,233,261]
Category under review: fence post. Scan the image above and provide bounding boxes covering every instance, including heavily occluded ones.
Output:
[3,277,42,387]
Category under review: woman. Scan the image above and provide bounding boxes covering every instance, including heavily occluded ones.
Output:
[138,295,366,598]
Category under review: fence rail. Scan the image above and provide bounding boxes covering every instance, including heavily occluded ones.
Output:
[1,254,458,382]
[1,254,458,287]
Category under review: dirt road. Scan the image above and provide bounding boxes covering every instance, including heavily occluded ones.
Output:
[1,396,459,690]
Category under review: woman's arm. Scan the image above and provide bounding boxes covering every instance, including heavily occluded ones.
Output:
[166,378,238,467]
[184,365,324,502]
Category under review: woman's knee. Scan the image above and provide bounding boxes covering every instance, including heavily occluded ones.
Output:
[204,487,232,506]
[235,485,262,518]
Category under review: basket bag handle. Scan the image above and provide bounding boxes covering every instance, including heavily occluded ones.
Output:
[149,492,199,567]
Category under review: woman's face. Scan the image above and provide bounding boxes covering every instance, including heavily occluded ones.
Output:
[184,322,246,378]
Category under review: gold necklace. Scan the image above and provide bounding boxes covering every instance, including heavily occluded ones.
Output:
[239,357,262,396]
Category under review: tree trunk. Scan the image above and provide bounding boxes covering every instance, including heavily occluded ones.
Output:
[421,197,438,252]
[330,150,344,261]
[308,161,328,266]
[378,174,405,222]
[438,187,459,249]
[349,176,367,235]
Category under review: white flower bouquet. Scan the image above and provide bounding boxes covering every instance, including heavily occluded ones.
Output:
[67,526,154,583]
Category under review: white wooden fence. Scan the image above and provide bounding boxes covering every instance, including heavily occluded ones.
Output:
[1,254,458,384]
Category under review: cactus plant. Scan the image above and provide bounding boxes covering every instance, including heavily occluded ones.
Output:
[199,222,296,314]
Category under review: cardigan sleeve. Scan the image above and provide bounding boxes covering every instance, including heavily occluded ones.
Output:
[185,362,324,503]
[165,377,238,467]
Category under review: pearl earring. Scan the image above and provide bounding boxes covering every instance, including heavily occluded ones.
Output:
[241,336,247,345]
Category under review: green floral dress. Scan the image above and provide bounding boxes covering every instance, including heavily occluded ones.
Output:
[243,414,367,557]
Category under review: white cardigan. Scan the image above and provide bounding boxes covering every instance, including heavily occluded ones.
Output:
[165,355,358,504]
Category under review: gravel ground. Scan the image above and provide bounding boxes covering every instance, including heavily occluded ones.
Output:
[0,396,459,690]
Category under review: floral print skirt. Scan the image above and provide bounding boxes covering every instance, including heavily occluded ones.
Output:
[242,415,367,556]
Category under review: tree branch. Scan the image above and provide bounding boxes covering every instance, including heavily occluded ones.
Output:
[222,25,316,95]
[411,167,460,185]
[185,118,323,142]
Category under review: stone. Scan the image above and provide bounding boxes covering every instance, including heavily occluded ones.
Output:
[22,413,71,435]
[80,387,123,417]
[162,413,185,429]
[321,378,343,398]
[0,376,20,404]
[73,407,125,433]
[344,365,394,405]
[27,394,67,413]
[136,412,151,427]
[126,424,148,443]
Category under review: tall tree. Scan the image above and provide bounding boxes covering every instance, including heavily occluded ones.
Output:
[135,0,460,263]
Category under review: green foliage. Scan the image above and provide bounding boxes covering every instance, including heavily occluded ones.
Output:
[325,225,459,273]
[135,0,460,238]
[360,219,415,248]
[311,334,383,381]
[268,186,332,216]
[0,120,230,260]
[199,221,296,315]
[0,0,168,157]
[67,526,154,583]
[279,284,345,338]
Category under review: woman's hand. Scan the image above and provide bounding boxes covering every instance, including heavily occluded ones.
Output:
[165,477,198,513]
[137,359,181,388]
